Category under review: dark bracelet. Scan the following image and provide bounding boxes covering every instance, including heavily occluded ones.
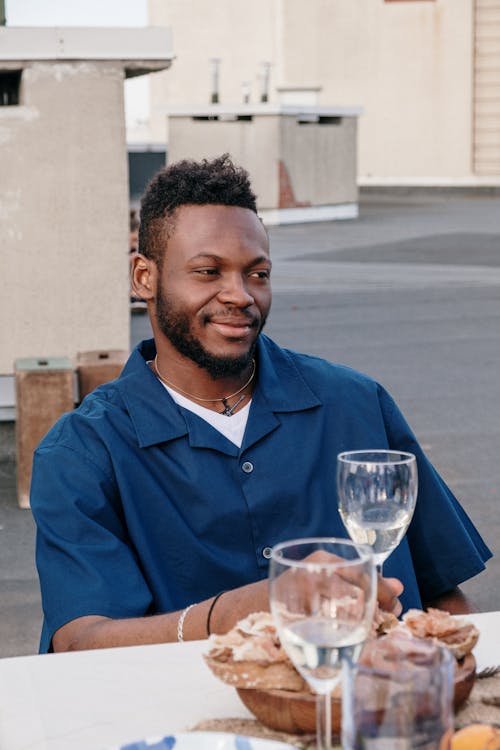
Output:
[206,590,227,636]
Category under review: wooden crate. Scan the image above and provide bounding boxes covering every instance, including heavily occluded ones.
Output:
[15,357,74,508]
[76,349,128,401]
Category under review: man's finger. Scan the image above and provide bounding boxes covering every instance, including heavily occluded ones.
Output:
[378,576,404,616]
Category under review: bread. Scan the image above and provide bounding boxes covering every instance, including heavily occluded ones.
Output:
[204,652,307,691]
[204,607,479,693]
[204,611,307,691]
[371,605,400,636]
[400,608,479,660]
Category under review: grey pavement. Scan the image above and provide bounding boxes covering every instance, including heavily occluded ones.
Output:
[1,190,499,658]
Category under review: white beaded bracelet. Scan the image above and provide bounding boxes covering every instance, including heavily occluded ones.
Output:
[177,603,195,642]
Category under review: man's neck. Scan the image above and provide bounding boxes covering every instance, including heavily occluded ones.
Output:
[151,350,257,416]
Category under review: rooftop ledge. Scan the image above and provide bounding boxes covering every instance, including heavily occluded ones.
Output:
[0,26,174,77]
[166,104,363,118]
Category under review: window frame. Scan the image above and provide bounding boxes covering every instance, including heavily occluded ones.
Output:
[0,70,22,107]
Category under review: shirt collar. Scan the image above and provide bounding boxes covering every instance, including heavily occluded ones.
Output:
[255,334,321,413]
[116,336,321,449]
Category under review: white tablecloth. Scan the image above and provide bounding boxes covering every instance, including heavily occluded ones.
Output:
[0,611,498,750]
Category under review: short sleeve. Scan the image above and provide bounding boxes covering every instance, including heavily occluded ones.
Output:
[31,439,153,653]
[378,385,492,603]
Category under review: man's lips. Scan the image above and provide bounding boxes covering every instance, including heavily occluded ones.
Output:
[207,316,259,338]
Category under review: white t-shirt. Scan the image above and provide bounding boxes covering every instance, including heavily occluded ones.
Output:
[159,381,251,448]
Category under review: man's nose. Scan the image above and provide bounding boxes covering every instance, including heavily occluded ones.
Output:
[217,274,255,306]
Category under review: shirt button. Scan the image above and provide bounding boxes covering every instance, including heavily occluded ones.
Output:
[262,546,273,559]
[242,461,254,473]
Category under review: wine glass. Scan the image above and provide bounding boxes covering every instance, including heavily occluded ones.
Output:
[269,538,376,750]
[336,450,418,573]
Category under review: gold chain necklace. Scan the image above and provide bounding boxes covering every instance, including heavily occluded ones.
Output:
[153,355,256,416]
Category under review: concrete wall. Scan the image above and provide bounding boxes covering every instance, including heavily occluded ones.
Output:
[279,115,358,205]
[167,108,358,213]
[148,0,498,184]
[0,60,130,375]
[168,113,280,208]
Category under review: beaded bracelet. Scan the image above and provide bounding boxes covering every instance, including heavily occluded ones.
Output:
[206,591,227,636]
[177,603,195,642]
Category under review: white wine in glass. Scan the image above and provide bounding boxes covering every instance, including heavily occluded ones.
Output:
[337,450,418,571]
[269,538,376,750]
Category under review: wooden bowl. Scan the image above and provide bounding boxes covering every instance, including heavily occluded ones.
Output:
[237,685,340,736]
[453,653,476,710]
[236,654,476,735]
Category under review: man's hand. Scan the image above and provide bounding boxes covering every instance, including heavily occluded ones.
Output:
[378,576,404,617]
[287,550,404,618]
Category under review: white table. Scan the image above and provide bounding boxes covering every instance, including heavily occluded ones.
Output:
[0,612,498,750]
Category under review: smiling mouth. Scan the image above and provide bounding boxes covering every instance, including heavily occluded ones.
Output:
[210,320,256,338]
[206,314,259,338]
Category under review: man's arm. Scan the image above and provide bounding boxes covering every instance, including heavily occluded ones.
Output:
[423,586,477,615]
[52,578,271,651]
[53,576,404,652]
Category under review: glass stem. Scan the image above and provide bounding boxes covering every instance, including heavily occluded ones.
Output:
[316,691,332,750]
[341,659,355,750]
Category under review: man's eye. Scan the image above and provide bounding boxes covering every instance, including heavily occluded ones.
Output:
[195,268,219,276]
[250,270,271,279]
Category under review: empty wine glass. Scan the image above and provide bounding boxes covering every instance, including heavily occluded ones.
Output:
[337,450,418,573]
[269,538,376,750]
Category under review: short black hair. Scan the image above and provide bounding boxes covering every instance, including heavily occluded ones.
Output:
[139,153,258,266]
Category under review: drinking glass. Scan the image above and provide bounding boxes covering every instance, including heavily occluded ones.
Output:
[347,663,416,750]
[343,634,454,750]
[269,538,376,750]
[337,450,418,572]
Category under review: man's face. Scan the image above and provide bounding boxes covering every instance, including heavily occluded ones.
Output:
[154,204,272,378]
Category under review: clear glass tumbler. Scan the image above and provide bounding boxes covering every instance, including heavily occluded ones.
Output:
[343,633,454,750]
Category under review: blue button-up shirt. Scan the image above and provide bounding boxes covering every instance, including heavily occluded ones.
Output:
[31,336,491,652]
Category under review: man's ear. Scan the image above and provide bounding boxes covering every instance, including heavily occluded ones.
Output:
[131,254,156,301]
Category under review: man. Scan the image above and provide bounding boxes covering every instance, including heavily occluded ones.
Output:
[31,155,491,653]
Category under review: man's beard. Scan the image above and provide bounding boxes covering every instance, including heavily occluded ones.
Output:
[156,287,266,378]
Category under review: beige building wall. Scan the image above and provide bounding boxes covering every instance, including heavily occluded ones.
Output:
[148,0,499,184]
[0,59,130,375]
[149,0,280,144]
[311,0,474,182]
